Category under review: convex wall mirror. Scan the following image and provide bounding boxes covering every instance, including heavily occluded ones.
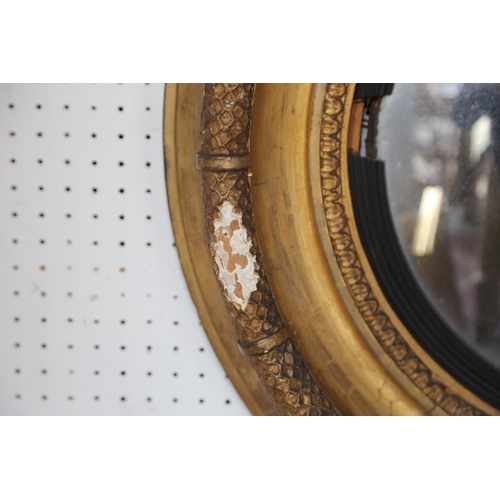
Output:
[164,83,500,416]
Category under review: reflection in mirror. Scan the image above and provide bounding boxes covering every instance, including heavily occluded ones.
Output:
[375,83,500,367]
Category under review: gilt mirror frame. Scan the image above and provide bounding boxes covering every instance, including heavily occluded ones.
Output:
[164,83,498,416]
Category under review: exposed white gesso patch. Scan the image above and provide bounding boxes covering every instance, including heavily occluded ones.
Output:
[213,201,259,309]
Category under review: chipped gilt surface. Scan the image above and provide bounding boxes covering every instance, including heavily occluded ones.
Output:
[213,201,258,309]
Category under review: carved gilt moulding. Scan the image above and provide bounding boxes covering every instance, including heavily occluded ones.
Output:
[164,83,499,416]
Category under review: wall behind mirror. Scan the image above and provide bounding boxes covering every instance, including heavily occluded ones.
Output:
[0,83,249,415]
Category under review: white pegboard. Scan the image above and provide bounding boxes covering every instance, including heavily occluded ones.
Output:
[0,83,250,415]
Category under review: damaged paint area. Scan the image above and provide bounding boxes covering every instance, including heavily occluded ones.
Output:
[213,201,259,310]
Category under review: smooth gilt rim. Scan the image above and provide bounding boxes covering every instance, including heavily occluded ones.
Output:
[250,83,427,415]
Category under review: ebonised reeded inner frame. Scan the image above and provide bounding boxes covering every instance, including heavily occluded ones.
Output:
[349,154,500,409]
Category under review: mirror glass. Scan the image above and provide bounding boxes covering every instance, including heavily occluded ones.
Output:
[376,83,500,367]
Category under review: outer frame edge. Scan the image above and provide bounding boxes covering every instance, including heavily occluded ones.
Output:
[163,83,277,416]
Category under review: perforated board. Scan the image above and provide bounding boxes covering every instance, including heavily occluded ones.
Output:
[0,83,249,415]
